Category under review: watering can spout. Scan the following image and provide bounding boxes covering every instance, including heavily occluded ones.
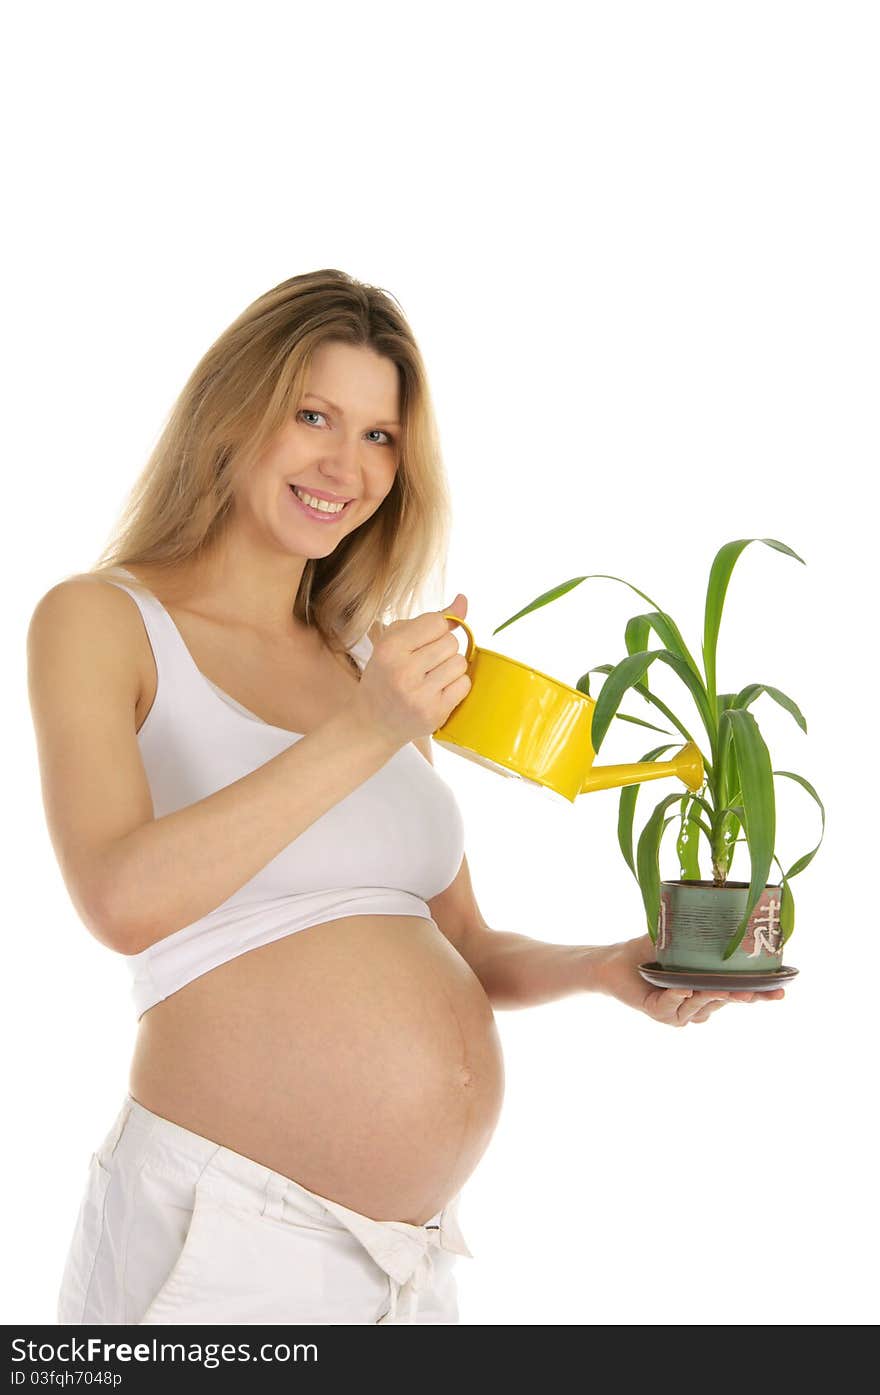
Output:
[579,741,704,796]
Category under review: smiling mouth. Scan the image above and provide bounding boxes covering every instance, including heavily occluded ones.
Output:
[289,484,354,518]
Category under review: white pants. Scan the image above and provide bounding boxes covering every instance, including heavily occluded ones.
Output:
[57,1095,474,1325]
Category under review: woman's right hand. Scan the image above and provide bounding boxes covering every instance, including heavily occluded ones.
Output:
[353,594,472,746]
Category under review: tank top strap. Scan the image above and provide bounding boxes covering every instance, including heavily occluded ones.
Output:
[348,629,374,672]
[100,566,208,694]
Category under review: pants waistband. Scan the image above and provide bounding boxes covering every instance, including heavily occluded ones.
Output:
[102,1095,473,1265]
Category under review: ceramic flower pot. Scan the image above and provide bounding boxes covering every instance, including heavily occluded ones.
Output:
[656,880,785,973]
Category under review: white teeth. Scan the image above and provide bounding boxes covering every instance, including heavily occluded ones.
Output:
[292,486,346,513]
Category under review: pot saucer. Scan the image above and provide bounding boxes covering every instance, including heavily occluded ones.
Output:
[638,962,799,992]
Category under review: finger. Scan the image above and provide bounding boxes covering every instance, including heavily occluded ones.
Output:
[679,994,729,1024]
[728,989,786,1002]
[688,1001,728,1023]
[655,989,722,1027]
[699,988,786,1008]
[648,988,694,1025]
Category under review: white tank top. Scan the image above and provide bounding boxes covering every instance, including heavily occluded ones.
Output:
[103,569,466,1020]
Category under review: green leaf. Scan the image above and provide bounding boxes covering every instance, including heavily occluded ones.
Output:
[676,794,704,880]
[617,785,639,880]
[624,610,705,688]
[636,792,695,942]
[711,695,741,877]
[771,855,796,945]
[617,744,682,880]
[732,683,808,734]
[773,771,826,880]
[722,737,741,871]
[491,576,592,635]
[624,616,654,695]
[708,771,823,896]
[717,804,746,870]
[711,769,823,952]
[723,720,740,805]
[702,539,806,717]
[687,792,718,824]
[492,572,669,638]
[718,709,777,959]
[614,712,676,734]
[492,574,707,714]
[576,664,704,759]
[590,649,716,756]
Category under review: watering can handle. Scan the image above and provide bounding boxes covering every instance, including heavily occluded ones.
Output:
[443,614,477,664]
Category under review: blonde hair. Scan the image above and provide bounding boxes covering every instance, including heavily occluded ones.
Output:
[78,269,452,654]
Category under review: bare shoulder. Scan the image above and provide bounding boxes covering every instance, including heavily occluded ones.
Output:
[28,570,145,639]
[27,572,148,704]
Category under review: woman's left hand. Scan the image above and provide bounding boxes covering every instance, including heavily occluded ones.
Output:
[593,933,786,1027]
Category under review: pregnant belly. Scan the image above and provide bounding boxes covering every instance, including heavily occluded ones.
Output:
[128,915,506,1226]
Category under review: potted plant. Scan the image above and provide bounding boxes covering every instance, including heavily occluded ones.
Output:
[492,537,825,983]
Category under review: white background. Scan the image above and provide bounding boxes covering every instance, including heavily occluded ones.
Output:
[4,0,876,1325]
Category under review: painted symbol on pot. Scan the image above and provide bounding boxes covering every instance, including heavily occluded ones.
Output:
[657,894,670,951]
[743,895,782,958]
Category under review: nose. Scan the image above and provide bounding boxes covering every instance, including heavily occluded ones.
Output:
[318,434,363,493]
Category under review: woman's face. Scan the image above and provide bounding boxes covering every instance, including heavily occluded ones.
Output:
[238,340,402,557]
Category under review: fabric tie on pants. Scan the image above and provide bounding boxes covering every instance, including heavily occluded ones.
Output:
[314,1192,474,1325]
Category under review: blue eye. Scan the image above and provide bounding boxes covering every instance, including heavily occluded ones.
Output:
[298,409,395,446]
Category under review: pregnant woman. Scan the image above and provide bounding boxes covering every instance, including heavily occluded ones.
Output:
[27,269,781,1326]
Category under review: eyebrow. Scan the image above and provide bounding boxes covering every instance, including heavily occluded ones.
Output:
[303,393,401,427]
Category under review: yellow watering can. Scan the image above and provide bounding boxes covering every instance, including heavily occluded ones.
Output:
[432,615,704,804]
